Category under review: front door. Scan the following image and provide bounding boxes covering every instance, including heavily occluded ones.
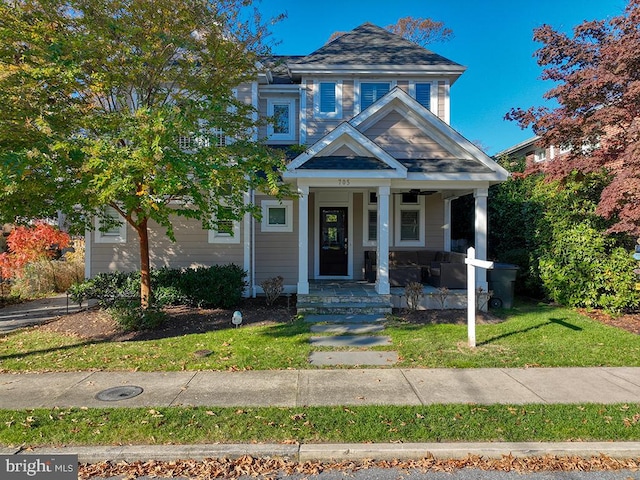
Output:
[319,207,348,276]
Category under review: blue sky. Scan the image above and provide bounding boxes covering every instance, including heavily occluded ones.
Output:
[258,0,626,156]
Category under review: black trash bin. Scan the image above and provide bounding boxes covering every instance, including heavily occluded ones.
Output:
[487,263,518,309]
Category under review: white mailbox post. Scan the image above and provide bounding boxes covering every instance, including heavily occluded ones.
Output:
[464,247,494,348]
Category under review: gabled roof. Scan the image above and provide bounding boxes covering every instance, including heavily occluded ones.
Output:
[285,87,509,182]
[284,122,407,179]
[288,23,466,80]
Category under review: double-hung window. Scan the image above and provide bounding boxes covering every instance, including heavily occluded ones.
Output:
[363,191,378,246]
[314,81,342,119]
[267,98,296,141]
[394,193,425,246]
[360,82,390,111]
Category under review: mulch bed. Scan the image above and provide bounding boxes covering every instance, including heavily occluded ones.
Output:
[36,296,640,342]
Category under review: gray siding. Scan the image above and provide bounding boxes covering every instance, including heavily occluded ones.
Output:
[362,110,451,158]
[90,216,244,275]
[254,195,299,286]
[305,79,354,145]
[352,193,366,280]
[425,193,445,250]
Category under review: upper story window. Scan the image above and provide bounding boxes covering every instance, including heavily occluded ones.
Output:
[534,148,547,162]
[360,82,390,111]
[314,81,343,119]
[412,82,432,110]
[267,98,296,141]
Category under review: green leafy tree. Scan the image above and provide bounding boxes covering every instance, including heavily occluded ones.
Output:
[0,0,289,307]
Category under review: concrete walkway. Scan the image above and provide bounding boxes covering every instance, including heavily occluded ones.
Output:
[0,294,88,333]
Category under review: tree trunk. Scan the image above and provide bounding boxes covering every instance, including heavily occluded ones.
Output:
[137,217,151,309]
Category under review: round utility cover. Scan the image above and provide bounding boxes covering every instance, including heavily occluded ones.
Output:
[95,386,144,402]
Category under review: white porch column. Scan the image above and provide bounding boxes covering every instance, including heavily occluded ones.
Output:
[297,184,310,295]
[474,187,489,289]
[443,197,453,252]
[376,186,390,295]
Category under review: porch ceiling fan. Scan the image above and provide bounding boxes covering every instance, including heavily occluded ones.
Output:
[393,189,437,196]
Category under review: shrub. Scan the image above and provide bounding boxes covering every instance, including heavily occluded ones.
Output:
[0,223,71,281]
[404,282,424,311]
[434,287,449,310]
[538,222,640,312]
[108,299,166,332]
[260,276,284,306]
[11,240,85,297]
[69,264,247,309]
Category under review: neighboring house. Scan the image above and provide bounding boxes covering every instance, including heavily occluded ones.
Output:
[494,136,573,165]
[86,23,509,298]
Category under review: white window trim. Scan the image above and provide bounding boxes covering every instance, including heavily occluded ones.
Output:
[362,192,377,247]
[534,148,547,163]
[353,79,397,115]
[267,98,296,141]
[208,215,241,244]
[95,206,127,244]
[394,194,425,247]
[313,80,342,119]
[408,80,437,115]
[261,200,293,233]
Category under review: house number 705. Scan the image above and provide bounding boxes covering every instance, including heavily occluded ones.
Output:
[338,179,351,186]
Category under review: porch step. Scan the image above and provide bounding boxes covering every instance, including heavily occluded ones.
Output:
[310,335,392,348]
[297,303,392,315]
[310,324,384,334]
[305,314,386,324]
[299,294,391,304]
[309,351,399,366]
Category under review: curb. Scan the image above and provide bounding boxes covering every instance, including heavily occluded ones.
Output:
[15,442,640,464]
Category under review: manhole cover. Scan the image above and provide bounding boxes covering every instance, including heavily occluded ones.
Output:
[95,386,144,402]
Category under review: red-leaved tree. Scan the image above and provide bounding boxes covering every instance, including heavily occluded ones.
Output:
[0,223,70,281]
[506,0,640,236]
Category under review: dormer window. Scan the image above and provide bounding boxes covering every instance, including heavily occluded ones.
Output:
[314,81,342,119]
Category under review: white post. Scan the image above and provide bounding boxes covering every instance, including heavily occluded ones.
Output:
[465,246,494,348]
[297,185,310,295]
[474,188,489,289]
[376,186,390,295]
[467,247,477,348]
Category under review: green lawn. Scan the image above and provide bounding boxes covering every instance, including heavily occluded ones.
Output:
[1,403,639,446]
[0,301,638,372]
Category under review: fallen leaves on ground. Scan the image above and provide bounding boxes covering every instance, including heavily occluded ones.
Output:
[79,453,640,479]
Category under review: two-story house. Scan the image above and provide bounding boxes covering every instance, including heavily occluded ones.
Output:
[87,23,509,303]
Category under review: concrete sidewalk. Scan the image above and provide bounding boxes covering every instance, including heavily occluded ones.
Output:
[1,367,639,409]
[1,368,639,464]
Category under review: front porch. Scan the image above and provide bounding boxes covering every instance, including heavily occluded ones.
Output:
[296,280,468,315]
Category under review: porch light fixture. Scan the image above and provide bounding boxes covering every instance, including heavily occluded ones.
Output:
[232,311,243,328]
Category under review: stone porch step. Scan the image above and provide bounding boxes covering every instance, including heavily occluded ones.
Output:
[309,351,399,366]
[297,302,392,316]
[310,335,392,347]
[310,324,385,334]
[300,294,391,304]
[304,314,386,324]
